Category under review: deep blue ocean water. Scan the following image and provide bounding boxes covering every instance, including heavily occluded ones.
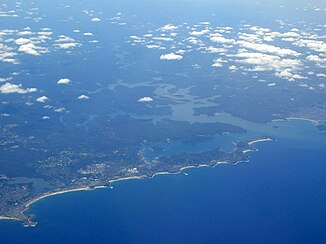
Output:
[0,135,325,244]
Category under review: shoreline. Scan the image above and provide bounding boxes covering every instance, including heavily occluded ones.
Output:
[1,137,269,226]
[272,117,321,124]
[16,165,220,225]
[248,138,273,145]
[0,216,21,222]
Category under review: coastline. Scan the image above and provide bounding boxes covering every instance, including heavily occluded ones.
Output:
[0,216,21,221]
[272,117,321,125]
[1,137,271,227]
[248,138,273,145]
[17,166,216,226]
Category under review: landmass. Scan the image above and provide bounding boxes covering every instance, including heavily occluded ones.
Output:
[0,137,272,227]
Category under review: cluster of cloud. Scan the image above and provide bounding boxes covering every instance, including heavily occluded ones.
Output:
[54,35,80,49]
[129,21,325,86]
[0,82,37,94]
[110,12,126,26]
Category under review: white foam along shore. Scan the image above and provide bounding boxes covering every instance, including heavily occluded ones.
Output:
[272,117,320,124]
[286,117,320,124]
[0,216,21,221]
[248,138,273,145]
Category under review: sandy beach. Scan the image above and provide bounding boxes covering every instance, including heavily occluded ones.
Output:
[248,138,273,145]
[0,216,20,221]
[24,187,91,209]
[286,117,320,124]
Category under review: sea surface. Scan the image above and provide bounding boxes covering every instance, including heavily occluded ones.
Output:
[0,121,325,244]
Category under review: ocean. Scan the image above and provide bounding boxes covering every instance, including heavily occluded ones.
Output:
[1,125,325,244]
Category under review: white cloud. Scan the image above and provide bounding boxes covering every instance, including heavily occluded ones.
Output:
[56,36,75,43]
[233,52,303,81]
[18,31,33,36]
[18,43,39,55]
[160,53,183,60]
[83,32,94,36]
[190,29,210,36]
[54,43,79,49]
[0,83,37,94]
[0,77,13,82]
[18,43,48,55]
[146,44,161,49]
[91,17,101,22]
[212,58,227,68]
[57,78,71,84]
[15,38,31,45]
[237,40,300,56]
[36,96,49,103]
[306,55,326,67]
[160,24,178,31]
[138,97,153,102]
[229,65,238,71]
[210,35,235,44]
[152,37,173,42]
[275,70,306,81]
[293,39,326,53]
[205,46,227,53]
[78,94,89,100]
[54,108,66,112]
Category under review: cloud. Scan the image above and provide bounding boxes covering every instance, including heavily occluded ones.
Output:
[15,38,31,45]
[36,96,49,103]
[138,97,153,102]
[56,36,75,42]
[83,32,94,36]
[18,43,39,55]
[0,43,19,64]
[18,43,48,55]
[54,43,79,49]
[152,37,173,42]
[0,77,13,82]
[160,53,183,60]
[0,82,37,94]
[91,17,102,22]
[233,52,304,81]
[212,58,227,68]
[210,35,235,44]
[78,94,89,100]
[54,36,79,49]
[237,40,300,56]
[190,29,210,36]
[18,31,33,36]
[160,24,178,31]
[275,70,306,80]
[57,78,71,84]
[293,39,326,53]
[205,46,227,53]
[146,45,162,49]
[306,55,326,68]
